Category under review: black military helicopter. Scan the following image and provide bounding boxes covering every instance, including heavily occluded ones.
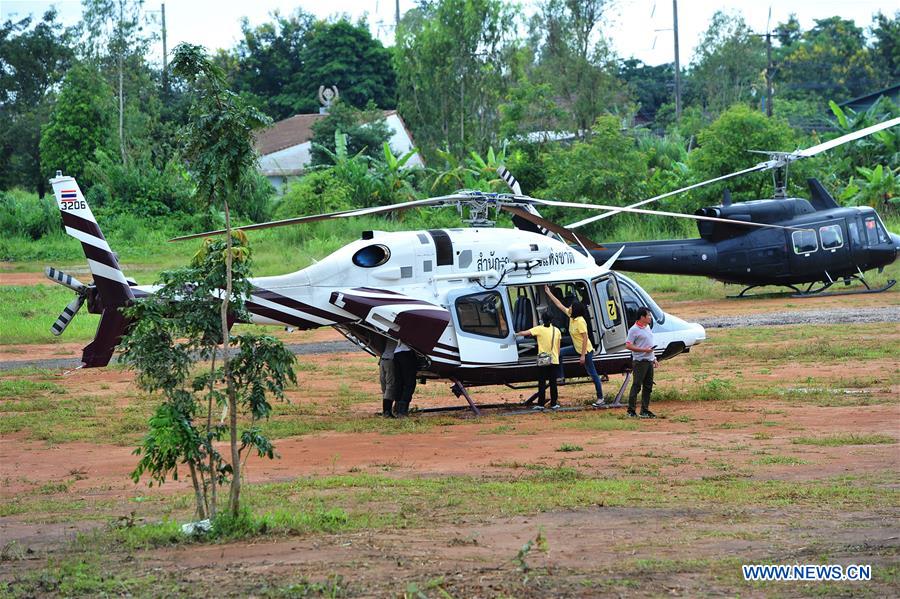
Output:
[569,118,900,297]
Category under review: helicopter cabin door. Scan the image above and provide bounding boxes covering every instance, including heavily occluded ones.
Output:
[592,274,628,353]
[447,289,518,365]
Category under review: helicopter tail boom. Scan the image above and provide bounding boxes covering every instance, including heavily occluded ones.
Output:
[49,173,134,367]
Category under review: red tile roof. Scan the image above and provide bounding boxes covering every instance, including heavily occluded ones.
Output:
[254,110,401,156]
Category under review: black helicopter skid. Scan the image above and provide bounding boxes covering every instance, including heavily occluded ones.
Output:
[791,276,896,298]
[729,276,896,299]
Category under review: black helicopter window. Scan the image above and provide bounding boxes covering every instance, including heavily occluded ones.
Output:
[819,225,843,250]
[455,292,509,338]
[792,230,818,254]
[352,244,390,267]
[864,216,890,245]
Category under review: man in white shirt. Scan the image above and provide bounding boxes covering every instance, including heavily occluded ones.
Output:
[625,307,658,419]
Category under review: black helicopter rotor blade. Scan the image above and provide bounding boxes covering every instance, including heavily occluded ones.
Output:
[528,198,803,231]
[566,116,900,230]
[169,195,472,242]
[500,205,605,250]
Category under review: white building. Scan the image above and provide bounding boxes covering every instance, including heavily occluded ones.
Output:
[255,110,423,192]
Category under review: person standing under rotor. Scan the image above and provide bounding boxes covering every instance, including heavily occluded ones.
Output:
[544,285,605,406]
[516,311,562,410]
[625,307,658,418]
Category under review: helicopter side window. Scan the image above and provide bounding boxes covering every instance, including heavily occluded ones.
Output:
[848,220,860,246]
[792,230,818,255]
[455,292,509,338]
[819,224,843,250]
[618,281,647,328]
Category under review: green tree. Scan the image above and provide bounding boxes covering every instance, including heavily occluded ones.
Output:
[39,63,115,186]
[689,11,766,114]
[292,19,396,112]
[229,13,395,119]
[394,0,518,158]
[309,100,392,166]
[0,9,74,195]
[122,235,295,520]
[528,0,626,134]
[80,0,152,164]
[777,17,878,102]
[538,115,648,237]
[870,11,900,82]
[171,43,273,517]
[688,104,797,203]
[618,59,675,124]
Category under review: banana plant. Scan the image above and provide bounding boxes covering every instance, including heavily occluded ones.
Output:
[839,164,899,211]
[370,142,420,206]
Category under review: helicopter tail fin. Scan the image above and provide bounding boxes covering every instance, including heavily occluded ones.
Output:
[49,172,134,367]
[807,178,840,211]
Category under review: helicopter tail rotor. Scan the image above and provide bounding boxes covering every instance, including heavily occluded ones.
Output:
[44,267,90,336]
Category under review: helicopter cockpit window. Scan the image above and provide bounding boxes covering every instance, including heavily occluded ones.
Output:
[455,292,509,338]
[819,224,843,250]
[864,216,890,245]
[615,273,665,325]
[792,230,818,254]
[617,281,647,327]
[352,244,391,267]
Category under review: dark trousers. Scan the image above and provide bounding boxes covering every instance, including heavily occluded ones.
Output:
[379,356,396,415]
[628,360,654,413]
[537,364,559,406]
[393,351,418,415]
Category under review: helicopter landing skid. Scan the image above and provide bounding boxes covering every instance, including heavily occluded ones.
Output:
[729,278,896,298]
[791,277,896,298]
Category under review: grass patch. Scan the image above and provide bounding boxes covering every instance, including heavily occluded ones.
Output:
[0,378,66,399]
[555,443,583,452]
[561,413,639,431]
[791,434,896,446]
[751,455,810,465]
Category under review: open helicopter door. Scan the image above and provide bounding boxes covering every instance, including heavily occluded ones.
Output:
[446,289,518,365]
[592,274,628,353]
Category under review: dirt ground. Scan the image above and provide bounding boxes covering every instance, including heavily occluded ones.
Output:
[1,289,898,597]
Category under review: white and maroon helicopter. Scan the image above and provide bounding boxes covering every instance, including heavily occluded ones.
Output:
[44,169,797,413]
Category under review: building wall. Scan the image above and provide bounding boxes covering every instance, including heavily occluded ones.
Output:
[259,115,422,192]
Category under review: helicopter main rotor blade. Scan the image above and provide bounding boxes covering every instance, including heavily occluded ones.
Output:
[169,208,363,241]
[794,116,900,157]
[335,194,473,218]
[500,206,604,250]
[566,116,900,230]
[530,198,801,231]
[565,163,767,229]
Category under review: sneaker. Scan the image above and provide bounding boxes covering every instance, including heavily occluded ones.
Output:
[591,398,608,408]
[549,403,560,411]
[532,404,545,411]
[639,410,657,419]
[627,410,638,418]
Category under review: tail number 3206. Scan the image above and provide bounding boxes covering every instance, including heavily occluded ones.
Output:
[61,199,87,210]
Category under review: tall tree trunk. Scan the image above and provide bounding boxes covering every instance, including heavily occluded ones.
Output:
[187,461,206,520]
[118,1,126,164]
[207,350,218,518]
[222,198,240,517]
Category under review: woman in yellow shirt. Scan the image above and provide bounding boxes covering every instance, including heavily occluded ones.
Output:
[544,285,605,406]
[516,311,561,409]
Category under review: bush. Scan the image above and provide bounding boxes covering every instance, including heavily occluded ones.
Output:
[274,170,354,219]
[0,189,60,240]
[85,150,194,217]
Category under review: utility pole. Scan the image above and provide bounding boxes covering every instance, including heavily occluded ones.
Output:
[765,30,773,117]
[161,3,168,94]
[673,0,681,122]
[395,0,400,28]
